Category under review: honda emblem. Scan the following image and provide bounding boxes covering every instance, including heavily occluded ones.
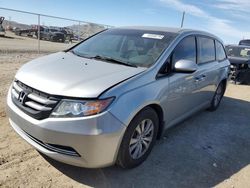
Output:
[18,91,26,104]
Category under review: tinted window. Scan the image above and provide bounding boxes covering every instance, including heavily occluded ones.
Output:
[172,36,196,64]
[198,37,215,63]
[215,41,226,61]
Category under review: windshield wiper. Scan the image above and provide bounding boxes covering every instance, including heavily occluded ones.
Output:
[91,55,137,68]
[69,50,92,59]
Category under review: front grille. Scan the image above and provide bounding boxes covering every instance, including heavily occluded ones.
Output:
[24,130,80,157]
[11,80,60,120]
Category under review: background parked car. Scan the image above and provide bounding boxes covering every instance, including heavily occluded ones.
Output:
[39,27,65,42]
[225,45,250,84]
[239,39,250,46]
[48,26,74,42]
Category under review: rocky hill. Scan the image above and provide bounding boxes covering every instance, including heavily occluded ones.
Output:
[2,20,31,30]
[68,23,106,38]
[2,20,107,39]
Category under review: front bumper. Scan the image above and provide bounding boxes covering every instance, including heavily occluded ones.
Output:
[230,64,250,83]
[7,89,126,168]
[0,31,5,36]
[52,35,64,41]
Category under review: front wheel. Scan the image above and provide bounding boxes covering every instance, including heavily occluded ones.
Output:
[50,36,54,42]
[208,82,225,111]
[117,107,159,168]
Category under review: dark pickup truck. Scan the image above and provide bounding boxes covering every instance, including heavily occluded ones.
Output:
[40,28,65,42]
[225,45,250,84]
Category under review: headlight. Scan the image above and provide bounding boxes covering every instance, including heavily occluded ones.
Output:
[50,97,114,118]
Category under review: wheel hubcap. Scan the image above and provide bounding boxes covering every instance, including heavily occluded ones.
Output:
[129,119,154,159]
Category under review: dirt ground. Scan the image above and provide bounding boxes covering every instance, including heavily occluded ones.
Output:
[0,31,74,53]
[0,34,250,188]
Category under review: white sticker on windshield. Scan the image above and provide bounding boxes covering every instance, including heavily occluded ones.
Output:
[142,33,164,39]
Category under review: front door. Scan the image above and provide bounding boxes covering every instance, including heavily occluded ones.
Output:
[163,36,200,126]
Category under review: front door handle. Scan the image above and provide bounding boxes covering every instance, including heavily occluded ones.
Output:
[195,74,206,82]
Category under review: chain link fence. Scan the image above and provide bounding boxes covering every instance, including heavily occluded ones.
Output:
[0,7,112,54]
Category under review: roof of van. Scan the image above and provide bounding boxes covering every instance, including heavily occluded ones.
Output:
[114,26,223,43]
[117,26,206,34]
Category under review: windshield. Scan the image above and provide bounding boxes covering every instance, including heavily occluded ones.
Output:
[239,40,250,46]
[72,29,177,67]
[226,46,250,59]
[50,29,59,32]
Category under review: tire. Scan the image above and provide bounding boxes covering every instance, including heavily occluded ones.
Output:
[208,82,225,111]
[50,36,54,42]
[117,107,159,168]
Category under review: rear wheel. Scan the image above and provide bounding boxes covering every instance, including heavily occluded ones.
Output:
[208,82,225,111]
[117,107,159,168]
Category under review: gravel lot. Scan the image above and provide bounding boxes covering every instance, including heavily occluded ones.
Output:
[0,34,250,188]
[0,31,74,53]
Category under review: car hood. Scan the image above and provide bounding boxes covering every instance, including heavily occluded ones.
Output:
[15,52,146,98]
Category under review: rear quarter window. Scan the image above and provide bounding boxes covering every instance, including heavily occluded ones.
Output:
[215,41,226,61]
[197,37,215,64]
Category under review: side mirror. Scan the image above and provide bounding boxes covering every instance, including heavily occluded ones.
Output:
[174,59,198,73]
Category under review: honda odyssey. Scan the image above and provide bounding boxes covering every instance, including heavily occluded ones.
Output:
[7,26,230,168]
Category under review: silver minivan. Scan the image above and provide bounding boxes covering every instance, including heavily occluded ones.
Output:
[7,26,230,168]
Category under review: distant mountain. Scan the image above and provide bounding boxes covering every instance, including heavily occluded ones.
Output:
[2,20,31,30]
[2,20,107,39]
[68,23,105,38]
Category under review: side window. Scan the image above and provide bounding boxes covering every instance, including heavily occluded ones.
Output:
[172,36,196,64]
[215,40,226,61]
[197,37,215,64]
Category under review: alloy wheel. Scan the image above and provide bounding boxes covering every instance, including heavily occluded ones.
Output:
[129,119,154,159]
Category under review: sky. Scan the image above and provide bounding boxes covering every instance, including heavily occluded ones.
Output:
[0,0,250,44]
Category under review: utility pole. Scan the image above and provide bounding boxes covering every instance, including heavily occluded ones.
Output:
[181,11,185,28]
[38,14,40,54]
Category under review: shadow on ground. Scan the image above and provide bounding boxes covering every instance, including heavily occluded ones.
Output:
[0,35,18,39]
[42,96,250,188]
